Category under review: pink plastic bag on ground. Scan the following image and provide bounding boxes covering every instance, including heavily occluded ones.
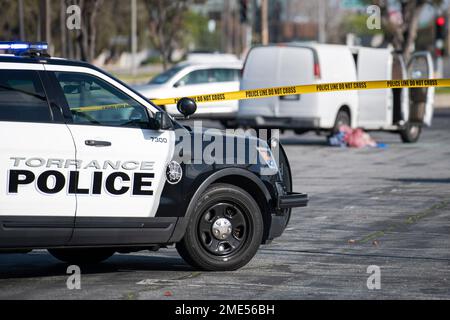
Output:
[340,125,378,148]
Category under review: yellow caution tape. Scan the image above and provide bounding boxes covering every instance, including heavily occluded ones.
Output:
[71,103,131,113]
[152,79,449,105]
[70,78,450,113]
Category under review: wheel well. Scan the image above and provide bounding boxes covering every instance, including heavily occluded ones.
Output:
[214,175,272,243]
[339,105,351,123]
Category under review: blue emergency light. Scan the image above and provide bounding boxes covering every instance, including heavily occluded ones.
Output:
[0,42,49,55]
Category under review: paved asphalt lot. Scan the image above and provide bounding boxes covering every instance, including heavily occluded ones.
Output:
[1,109,449,300]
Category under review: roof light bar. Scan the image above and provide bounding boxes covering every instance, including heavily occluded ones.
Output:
[0,42,49,52]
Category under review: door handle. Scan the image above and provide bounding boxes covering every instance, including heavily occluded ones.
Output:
[85,140,112,147]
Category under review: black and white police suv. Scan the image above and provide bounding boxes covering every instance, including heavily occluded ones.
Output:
[0,42,308,271]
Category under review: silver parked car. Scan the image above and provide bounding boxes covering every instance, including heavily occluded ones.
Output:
[134,60,242,123]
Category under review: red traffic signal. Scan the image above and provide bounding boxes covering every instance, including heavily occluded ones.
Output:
[436,16,446,27]
[435,16,447,41]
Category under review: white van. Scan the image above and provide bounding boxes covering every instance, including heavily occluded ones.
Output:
[238,43,435,143]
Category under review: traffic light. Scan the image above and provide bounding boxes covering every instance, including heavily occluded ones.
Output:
[436,16,446,39]
[435,16,447,57]
[240,0,249,23]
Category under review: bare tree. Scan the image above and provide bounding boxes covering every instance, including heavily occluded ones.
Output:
[143,0,191,70]
[69,0,103,62]
[0,0,19,40]
[373,0,443,60]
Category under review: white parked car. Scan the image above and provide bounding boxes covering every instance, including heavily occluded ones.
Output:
[135,60,242,123]
[238,43,435,143]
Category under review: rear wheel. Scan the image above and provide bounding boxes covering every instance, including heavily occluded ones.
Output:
[48,249,115,264]
[400,123,422,143]
[332,109,351,135]
[176,183,263,271]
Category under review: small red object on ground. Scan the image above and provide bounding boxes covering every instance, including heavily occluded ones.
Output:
[164,291,173,297]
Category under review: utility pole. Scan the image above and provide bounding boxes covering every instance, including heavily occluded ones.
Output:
[131,0,138,75]
[261,0,269,45]
[222,1,233,53]
[318,0,326,43]
[39,0,51,48]
[60,1,67,57]
[18,0,25,40]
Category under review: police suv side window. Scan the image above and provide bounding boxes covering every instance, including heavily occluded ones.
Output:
[0,70,52,123]
[55,72,150,128]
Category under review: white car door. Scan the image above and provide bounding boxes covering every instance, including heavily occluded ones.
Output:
[50,70,174,223]
[0,66,76,247]
[357,48,393,128]
[407,52,435,127]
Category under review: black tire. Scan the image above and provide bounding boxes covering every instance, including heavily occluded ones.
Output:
[220,120,238,129]
[176,183,264,271]
[220,120,230,128]
[400,123,422,143]
[279,144,293,227]
[332,109,351,134]
[294,129,309,135]
[48,248,115,264]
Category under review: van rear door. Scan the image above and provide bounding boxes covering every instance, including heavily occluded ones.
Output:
[277,47,315,117]
[407,52,435,126]
[357,48,392,128]
[391,53,410,125]
[239,46,315,118]
[239,47,280,117]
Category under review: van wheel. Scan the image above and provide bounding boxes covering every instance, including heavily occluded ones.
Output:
[220,120,238,129]
[48,249,115,264]
[400,123,422,143]
[332,109,351,134]
[294,129,309,135]
[176,183,263,271]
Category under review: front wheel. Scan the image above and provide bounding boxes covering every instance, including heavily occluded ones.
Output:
[400,123,422,143]
[48,249,115,264]
[176,184,264,271]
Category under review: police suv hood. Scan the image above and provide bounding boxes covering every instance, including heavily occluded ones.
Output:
[184,125,265,145]
[174,124,274,170]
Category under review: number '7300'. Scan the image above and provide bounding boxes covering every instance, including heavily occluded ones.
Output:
[149,137,168,143]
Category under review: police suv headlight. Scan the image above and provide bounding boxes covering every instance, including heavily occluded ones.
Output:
[257,147,278,171]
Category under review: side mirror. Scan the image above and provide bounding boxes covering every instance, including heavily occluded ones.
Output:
[155,112,173,131]
[177,97,197,119]
[174,79,186,88]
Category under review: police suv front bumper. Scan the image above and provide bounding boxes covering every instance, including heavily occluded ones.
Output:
[278,192,309,209]
[266,183,309,241]
[274,182,309,210]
